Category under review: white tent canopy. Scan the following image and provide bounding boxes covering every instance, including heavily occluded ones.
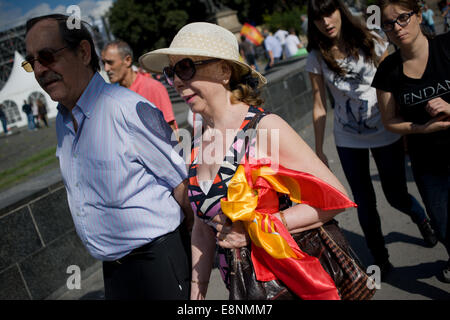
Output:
[0,51,58,130]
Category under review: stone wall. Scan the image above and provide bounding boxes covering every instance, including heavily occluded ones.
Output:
[0,56,314,299]
[261,57,315,133]
[0,182,96,300]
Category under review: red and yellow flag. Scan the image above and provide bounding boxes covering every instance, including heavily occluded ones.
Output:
[220,159,357,300]
[240,23,264,46]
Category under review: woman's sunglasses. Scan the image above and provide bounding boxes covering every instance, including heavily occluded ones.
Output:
[163,58,219,86]
[22,46,68,72]
[381,11,415,32]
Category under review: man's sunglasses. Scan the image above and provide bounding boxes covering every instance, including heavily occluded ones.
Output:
[381,11,415,32]
[163,58,219,86]
[22,46,68,72]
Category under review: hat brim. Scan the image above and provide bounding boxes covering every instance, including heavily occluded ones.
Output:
[139,48,267,88]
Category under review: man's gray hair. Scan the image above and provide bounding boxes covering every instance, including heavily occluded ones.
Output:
[104,40,134,61]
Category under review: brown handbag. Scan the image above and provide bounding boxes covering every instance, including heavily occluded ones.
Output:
[225,111,376,300]
[226,219,376,300]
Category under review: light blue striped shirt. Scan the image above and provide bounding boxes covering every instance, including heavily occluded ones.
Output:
[55,72,187,261]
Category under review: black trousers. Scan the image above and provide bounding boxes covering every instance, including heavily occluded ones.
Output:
[103,226,190,300]
[336,139,426,264]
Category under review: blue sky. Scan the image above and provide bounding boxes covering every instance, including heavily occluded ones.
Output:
[0,0,113,31]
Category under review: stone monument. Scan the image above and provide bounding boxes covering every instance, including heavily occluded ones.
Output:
[200,0,242,35]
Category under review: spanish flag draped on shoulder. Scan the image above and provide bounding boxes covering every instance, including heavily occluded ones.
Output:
[220,158,357,300]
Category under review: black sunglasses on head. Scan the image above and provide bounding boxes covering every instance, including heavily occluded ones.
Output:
[22,46,68,72]
[163,58,219,86]
[381,11,416,32]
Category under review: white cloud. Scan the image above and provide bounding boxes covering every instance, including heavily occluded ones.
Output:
[78,0,112,18]
[0,0,113,31]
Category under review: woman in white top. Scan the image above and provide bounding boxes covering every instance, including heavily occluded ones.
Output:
[305,0,436,279]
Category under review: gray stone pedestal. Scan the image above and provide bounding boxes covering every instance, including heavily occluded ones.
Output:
[208,10,242,36]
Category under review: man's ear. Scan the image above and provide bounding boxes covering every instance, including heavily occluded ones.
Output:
[124,55,133,68]
[78,39,92,67]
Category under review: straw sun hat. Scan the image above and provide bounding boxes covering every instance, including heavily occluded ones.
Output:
[139,22,267,87]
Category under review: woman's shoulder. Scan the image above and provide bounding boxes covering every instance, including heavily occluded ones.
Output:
[377,50,401,74]
[370,31,389,56]
[256,112,292,132]
[372,50,402,91]
[306,49,322,61]
[432,31,450,53]
[305,49,324,73]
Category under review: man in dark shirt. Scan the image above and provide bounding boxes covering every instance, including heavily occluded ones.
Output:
[22,99,36,130]
[239,35,258,71]
[0,104,11,135]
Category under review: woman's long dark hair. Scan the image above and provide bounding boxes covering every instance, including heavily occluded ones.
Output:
[307,0,382,76]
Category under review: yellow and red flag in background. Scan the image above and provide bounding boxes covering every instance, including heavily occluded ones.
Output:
[240,23,264,46]
[221,159,357,300]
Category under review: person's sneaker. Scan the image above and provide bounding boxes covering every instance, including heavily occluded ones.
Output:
[417,219,438,247]
[6,131,12,135]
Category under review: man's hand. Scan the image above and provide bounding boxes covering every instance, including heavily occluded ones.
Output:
[172,179,194,232]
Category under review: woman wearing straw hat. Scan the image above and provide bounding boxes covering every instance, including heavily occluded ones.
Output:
[140,22,354,300]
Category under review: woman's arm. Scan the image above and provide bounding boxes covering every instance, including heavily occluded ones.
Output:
[190,215,216,300]
[257,113,350,233]
[377,89,450,134]
[214,110,351,247]
[309,72,330,166]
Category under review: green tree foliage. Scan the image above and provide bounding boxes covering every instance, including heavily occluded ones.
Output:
[107,0,206,60]
[106,0,310,60]
[263,6,307,34]
[221,0,307,26]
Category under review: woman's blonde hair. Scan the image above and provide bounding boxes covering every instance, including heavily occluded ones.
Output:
[227,63,264,106]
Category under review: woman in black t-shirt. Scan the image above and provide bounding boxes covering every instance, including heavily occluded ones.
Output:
[372,0,450,283]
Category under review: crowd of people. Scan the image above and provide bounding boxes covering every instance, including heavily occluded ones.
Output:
[438,0,450,32]
[18,0,449,300]
[0,98,48,136]
[237,24,306,72]
[21,98,49,131]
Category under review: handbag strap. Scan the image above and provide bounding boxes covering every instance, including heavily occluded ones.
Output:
[244,111,264,163]
[319,225,365,272]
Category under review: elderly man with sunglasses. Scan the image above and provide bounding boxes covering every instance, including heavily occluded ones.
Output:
[24,14,193,300]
